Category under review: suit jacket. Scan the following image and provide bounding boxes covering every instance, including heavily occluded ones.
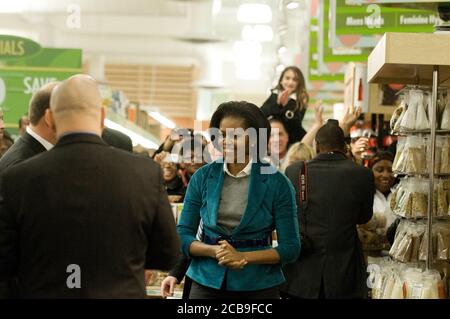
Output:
[177,160,300,291]
[102,127,133,152]
[281,153,375,299]
[0,131,46,298]
[0,132,46,174]
[0,133,180,298]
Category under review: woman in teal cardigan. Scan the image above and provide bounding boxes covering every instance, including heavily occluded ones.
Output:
[177,101,300,299]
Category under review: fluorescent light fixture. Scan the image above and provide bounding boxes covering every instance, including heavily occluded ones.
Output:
[237,4,272,24]
[0,1,26,13]
[241,25,273,42]
[147,111,176,129]
[278,46,287,55]
[212,0,222,16]
[286,2,299,10]
[276,64,285,73]
[233,40,262,80]
[104,119,158,149]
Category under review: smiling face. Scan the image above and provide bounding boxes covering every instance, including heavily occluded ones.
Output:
[280,69,299,93]
[162,162,178,182]
[269,121,289,157]
[219,116,249,164]
[372,159,395,194]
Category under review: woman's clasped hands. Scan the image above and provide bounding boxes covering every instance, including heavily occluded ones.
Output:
[215,240,248,270]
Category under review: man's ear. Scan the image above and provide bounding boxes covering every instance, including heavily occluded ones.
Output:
[44,108,56,132]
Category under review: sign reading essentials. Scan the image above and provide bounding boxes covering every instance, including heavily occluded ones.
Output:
[0,36,82,130]
[0,35,41,60]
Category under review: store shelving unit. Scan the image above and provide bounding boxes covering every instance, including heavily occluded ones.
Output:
[368,32,450,270]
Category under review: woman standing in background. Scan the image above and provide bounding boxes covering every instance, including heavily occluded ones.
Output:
[261,66,309,143]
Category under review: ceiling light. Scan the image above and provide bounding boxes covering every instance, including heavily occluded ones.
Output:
[212,0,222,16]
[104,119,158,149]
[286,2,299,10]
[147,111,176,129]
[241,25,273,42]
[0,1,26,13]
[276,64,285,73]
[237,4,272,24]
[278,46,287,55]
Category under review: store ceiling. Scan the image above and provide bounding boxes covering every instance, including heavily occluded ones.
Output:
[0,0,310,114]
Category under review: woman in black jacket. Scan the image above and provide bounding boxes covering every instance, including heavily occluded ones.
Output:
[261,66,309,143]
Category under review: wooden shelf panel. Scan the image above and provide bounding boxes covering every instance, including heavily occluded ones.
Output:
[368,32,450,86]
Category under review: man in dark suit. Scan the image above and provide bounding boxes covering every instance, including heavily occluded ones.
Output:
[0,74,180,298]
[0,83,58,173]
[0,82,59,299]
[281,119,375,299]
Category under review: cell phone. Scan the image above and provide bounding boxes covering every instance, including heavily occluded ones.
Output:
[164,153,180,163]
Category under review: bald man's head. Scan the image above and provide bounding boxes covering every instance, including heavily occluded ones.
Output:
[50,74,102,116]
[49,74,104,138]
[29,82,59,125]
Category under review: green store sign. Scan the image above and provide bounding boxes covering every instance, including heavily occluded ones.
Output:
[0,35,42,60]
[0,36,82,131]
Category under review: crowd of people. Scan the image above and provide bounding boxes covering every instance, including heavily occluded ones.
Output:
[0,66,399,299]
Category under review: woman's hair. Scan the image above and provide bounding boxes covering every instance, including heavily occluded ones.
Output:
[369,151,395,169]
[209,101,271,161]
[269,115,289,134]
[275,66,309,112]
[282,142,315,171]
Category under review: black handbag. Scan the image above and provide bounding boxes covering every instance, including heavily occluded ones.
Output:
[298,161,314,257]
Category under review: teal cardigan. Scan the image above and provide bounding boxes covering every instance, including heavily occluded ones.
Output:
[177,160,300,291]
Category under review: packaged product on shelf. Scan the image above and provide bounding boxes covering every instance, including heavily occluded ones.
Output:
[400,136,427,175]
[391,220,427,263]
[391,100,406,132]
[392,178,428,218]
[400,90,417,131]
[392,137,406,172]
[433,137,444,175]
[435,180,448,218]
[411,180,428,218]
[415,90,430,130]
[390,184,399,212]
[368,257,447,299]
[441,93,450,130]
[441,137,450,174]
[436,223,450,261]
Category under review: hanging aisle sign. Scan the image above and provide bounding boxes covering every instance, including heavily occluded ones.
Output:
[0,35,82,130]
[330,0,437,48]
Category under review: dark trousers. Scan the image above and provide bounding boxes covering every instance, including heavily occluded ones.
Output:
[189,281,280,299]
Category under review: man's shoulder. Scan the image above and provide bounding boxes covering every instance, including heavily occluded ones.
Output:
[0,138,36,171]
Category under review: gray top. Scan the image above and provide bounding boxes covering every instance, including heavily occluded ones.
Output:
[217,174,250,233]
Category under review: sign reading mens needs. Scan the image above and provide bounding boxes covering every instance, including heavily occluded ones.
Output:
[0,35,82,131]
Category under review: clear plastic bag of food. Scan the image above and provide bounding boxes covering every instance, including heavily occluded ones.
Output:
[392,137,406,172]
[391,99,407,132]
[403,136,427,174]
[436,224,450,261]
[415,90,430,130]
[441,92,450,130]
[435,180,448,218]
[400,90,417,131]
[441,137,450,174]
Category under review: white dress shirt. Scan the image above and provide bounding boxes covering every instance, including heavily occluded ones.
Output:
[223,160,252,178]
[26,126,54,151]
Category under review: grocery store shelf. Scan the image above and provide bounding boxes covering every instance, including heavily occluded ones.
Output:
[368,33,450,86]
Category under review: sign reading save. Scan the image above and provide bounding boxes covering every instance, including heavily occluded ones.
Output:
[0,35,41,59]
